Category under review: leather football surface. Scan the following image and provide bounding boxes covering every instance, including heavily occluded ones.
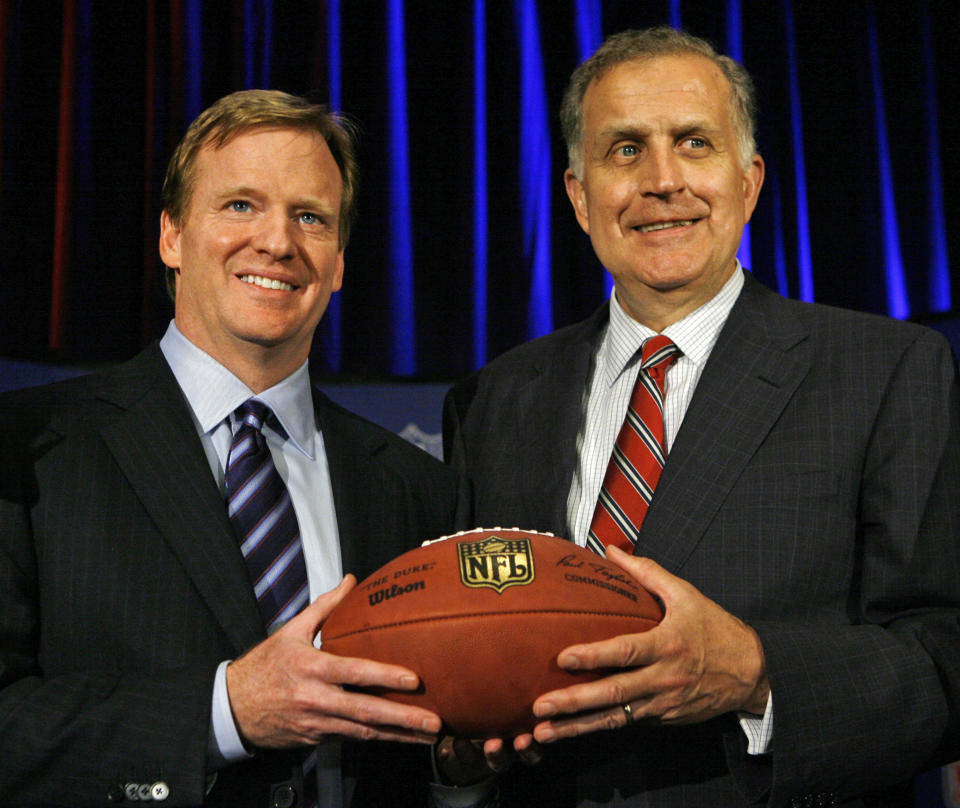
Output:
[321,528,663,737]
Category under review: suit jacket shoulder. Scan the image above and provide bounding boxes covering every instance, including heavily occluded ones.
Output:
[443,304,607,535]
[444,272,960,806]
[0,346,469,807]
[0,345,248,805]
[446,303,608,418]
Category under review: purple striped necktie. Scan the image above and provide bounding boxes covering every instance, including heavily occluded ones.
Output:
[587,335,681,556]
[225,399,309,634]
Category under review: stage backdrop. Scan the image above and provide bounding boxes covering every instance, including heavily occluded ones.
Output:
[0,0,957,380]
[1,4,959,805]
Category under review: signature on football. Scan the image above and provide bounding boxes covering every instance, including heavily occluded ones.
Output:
[555,554,637,588]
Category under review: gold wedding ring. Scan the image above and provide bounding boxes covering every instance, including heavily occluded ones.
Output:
[622,702,635,724]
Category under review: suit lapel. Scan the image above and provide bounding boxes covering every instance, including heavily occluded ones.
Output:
[313,391,384,580]
[638,274,812,572]
[513,307,607,535]
[95,346,264,654]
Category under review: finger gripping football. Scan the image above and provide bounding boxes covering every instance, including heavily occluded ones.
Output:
[321,528,662,737]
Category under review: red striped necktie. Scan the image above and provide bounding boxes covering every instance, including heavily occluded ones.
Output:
[587,335,681,556]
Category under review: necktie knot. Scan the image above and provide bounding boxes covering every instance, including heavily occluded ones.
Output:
[640,336,680,384]
[236,399,271,433]
[640,335,680,368]
[228,400,272,467]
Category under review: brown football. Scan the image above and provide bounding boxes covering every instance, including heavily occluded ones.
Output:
[321,528,662,737]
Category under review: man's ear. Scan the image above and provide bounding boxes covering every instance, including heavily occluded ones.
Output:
[564,169,591,235]
[158,210,182,269]
[741,154,765,224]
[332,251,345,293]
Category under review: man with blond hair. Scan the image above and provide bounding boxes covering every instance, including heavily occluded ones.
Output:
[445,28,960,807]
[0,90,467,807]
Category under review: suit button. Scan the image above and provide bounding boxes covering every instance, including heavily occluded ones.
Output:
[272,784,297,808]
[125,783,141,801]
[151,782,170,801]
[107,784,126,802]
[137,783,154,800]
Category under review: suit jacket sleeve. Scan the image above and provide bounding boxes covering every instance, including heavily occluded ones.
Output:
[443,289,960,806]
[739,327,960,805]
[0,363,472,808]
[0,388,217,806]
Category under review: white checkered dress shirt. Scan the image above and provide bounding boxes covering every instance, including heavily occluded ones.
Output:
[564,265,773,754]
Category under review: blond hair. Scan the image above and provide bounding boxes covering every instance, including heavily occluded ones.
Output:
[161,90,358,298]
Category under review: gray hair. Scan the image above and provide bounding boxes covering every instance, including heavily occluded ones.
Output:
[560,27,758,177]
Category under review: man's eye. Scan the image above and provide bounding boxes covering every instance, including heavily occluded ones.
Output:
[228,200,251,212]
[299,212,320,225]
[685,137,707,149]
[616,144,638,158]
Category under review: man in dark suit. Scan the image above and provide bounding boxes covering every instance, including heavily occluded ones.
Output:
[0,90,468,807]
[444,28,960,807]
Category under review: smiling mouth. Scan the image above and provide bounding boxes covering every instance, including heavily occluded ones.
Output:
[239,273,296,291]
[634,219,696,234]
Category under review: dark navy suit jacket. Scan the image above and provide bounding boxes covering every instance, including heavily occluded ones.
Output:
[444,271,960,807]
[0,344,469,807]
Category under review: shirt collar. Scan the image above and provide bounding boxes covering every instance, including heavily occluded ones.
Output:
[600,263,744,388]
[159,321,317,459]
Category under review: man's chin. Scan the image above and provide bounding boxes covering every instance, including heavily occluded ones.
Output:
[238,320,324,354]
[237,332,300,352]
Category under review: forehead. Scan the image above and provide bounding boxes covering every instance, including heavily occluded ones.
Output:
[191,126,342,198]
[582,54,733,131]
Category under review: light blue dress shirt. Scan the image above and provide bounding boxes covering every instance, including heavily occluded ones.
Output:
[159,322,344,794]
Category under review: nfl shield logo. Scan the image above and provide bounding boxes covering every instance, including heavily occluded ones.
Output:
[458,536,535,593]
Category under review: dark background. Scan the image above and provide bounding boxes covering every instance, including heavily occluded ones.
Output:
[0,0,957,380]
[1,3,958,803]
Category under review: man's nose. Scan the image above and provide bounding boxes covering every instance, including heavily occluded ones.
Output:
[253,209,296,259]
[639,146,685,197]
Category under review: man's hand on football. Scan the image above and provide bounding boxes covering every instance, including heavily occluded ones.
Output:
[226,575,442,749]
[531,546,769,742]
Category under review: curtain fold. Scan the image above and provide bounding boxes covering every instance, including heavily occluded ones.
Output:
[0,0,956,377]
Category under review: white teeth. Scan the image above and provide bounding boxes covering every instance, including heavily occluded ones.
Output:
[636,220,695,233]
[240,274,294,291]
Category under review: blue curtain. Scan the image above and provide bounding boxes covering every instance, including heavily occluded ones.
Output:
[0,0,956,379]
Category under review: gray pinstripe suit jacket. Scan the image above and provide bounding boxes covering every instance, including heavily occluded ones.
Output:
[444,270,960,808]
[0,344,468,807]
